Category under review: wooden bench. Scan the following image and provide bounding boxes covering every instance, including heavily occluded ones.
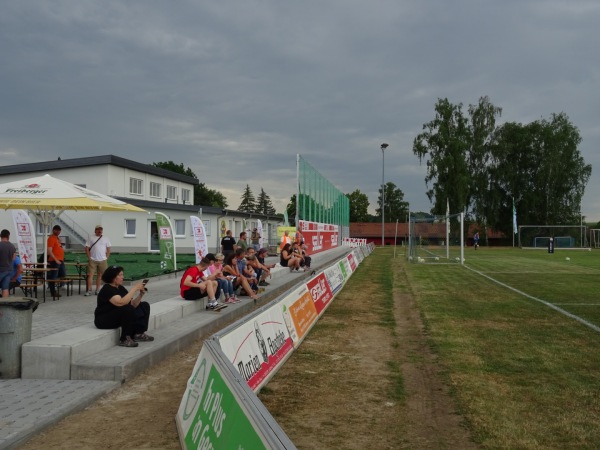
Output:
[45,279,74,299]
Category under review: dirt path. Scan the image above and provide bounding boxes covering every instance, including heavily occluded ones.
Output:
[19,259,477,449]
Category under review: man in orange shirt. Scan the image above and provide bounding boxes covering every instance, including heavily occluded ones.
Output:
[47,225,66,299]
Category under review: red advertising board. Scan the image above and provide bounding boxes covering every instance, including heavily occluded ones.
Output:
[298,220,338,255]
[306,273,334,315]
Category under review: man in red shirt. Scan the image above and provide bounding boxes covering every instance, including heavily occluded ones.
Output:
[180,259,219,309]
[47,225,66,299]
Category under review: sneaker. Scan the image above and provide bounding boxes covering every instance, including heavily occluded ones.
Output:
[84,291,93,296]
[118,337,139,347]
[258,280,270,286]
[230,296,241,303]
[224,297,237,304]
[133,333,154,342]
[206,301,220,310]
[94,290,99,295]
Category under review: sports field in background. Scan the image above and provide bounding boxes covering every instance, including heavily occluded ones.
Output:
[398,246,600,447]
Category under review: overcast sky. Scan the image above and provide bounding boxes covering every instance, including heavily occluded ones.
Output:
[2,1,600,221]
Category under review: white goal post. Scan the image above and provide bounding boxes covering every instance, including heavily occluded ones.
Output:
[408,212,464,264]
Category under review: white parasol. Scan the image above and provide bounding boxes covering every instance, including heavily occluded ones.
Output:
[0,173,145,263]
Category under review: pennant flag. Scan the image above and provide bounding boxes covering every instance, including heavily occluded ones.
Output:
[512,198,518,234]
[190,216,209,264]
[11,209,37,265]
[156,212,176,271]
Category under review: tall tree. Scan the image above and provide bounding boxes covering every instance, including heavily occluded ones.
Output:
[489,114,591,234]
[346,189,370,222]
[413,98,471,215]
[151,161,227,208]
[376,182,409,222]
[238,184,256,212]
[255,188,277,215]
[286,194,296,226]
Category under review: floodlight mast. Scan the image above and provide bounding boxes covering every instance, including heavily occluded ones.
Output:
[380,143,389,247]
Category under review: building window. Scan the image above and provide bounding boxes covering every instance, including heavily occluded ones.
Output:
[130,178,143,195]
[149,182,161,198]
[175,219,185,237]
[125,219,136,236]
[166,185,177,200]
[182,188,191,204]
[203,220,211,236]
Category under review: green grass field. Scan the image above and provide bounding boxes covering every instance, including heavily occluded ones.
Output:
[396,246,600,448]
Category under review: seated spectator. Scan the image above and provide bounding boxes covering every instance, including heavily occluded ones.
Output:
[94,265,153,348]
[248,248,272,286]
[293,242,312,271]
[223,252,259,300]
[180,259,219,309]
[10,253,23,291]
[280,243,301,272]
[206,253,239,304]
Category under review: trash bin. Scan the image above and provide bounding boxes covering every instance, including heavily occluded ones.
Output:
[0,297,38,379]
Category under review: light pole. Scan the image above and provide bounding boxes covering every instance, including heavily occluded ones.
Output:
[380,143,389,246]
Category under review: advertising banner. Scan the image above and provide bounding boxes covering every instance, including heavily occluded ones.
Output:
[176,346,266,450]
[11,210,37,265]
[324,263,344,295]
[155,212,176,271]
[298,220,338,255]
[190,216,208,264]
[219,309,294,392]
[347,252,357,272]
[338,258,350,281]
[279,285,319,344]
[306,272,334,315]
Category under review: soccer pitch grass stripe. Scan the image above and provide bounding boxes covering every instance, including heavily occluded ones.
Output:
[465,265,600,333]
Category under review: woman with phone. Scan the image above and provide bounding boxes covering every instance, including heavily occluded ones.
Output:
[222,253,259,301]
[93,265,154,348]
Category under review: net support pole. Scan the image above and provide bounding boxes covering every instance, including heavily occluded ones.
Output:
[460,212,464,264]
[393,219,398,259]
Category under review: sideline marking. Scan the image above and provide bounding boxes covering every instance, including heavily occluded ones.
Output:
[465,265,600,333]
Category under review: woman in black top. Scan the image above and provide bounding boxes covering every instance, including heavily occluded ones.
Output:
[94,265,153,348]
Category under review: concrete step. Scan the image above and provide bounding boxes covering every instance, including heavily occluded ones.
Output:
[21,247,351,382]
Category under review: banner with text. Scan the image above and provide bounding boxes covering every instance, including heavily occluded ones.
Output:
[11,210,36,265]
[298,220,338,255]
[190,216,209,264]
[155,212,176,271]
[176,345,267,449]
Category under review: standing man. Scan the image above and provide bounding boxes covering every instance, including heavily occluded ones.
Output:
[236,231,249,252]
[220,230,236,261]
[0,229,16,298]
[473,231,480,249]
[84,225,111,296]
[250,228,261,252]
[280,230,292,251]
[47,225,66,299]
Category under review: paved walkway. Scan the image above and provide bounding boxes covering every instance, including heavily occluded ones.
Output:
[0,251,345,449]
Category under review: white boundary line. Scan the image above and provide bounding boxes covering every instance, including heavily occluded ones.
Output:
[465,265,600,333]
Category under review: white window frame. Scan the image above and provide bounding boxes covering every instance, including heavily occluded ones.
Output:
[149,182,161,199]
[203,220,211,236]
[175,219,186,237]
[130,178,143,196]
[182,188,191,204]
[125,219,137,237]
[166,185,177,200]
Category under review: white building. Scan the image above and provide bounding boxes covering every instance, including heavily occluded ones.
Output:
[0,155,282,254]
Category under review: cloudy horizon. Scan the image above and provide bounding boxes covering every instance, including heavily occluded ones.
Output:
[2,1,600,221]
